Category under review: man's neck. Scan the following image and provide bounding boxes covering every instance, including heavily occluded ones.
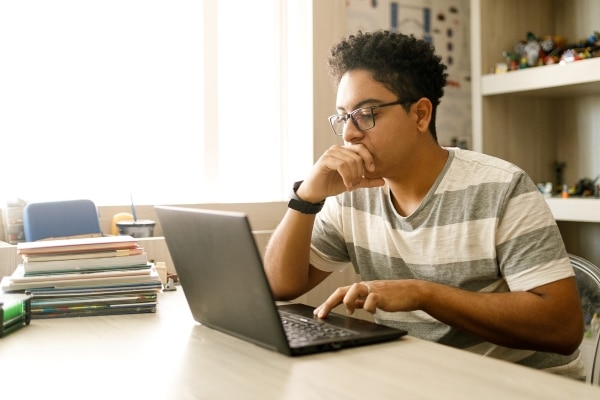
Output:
[387,146,449,217]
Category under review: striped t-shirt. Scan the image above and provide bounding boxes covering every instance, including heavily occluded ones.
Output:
[309,148,577,369]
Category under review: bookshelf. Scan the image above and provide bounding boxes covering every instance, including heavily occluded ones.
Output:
[480,57,600,97]
[546,197,600,223]
[470,0,600,262]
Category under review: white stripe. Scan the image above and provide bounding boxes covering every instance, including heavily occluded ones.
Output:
[465,342,535,362]
[506,258,574,292]
[348,207,497,264]
[497,191,555,244]
[438,150,517,192]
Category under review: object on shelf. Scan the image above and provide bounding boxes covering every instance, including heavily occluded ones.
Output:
[537,182,553,198]
[560,48,580,64]
[575,175,600,197]
[553,161,566,195]
[498,31,600,73]
[524,32,541,67]
[449,137,469,150]
[495,62,508,74]
[501,51,518,71]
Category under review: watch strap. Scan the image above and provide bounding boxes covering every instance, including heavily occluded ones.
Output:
[288,181,324,214]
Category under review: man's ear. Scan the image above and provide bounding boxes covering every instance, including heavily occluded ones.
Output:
[414,98,433,131]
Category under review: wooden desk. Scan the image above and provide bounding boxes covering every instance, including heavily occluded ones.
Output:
[1,289,598,400]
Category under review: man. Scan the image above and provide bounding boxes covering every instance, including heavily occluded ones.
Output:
[264,30,585,377]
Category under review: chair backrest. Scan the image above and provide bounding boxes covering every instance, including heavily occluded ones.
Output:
[570,253,600,385]
[23,199,102,242]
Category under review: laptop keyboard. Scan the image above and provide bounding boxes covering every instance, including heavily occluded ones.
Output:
[279,310,359,346]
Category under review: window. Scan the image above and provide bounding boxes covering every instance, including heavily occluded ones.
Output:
[0,0,313,206]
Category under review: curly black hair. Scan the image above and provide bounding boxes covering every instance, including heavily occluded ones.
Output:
[328,30,448,140]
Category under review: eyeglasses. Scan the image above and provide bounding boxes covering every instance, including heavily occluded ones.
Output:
[328,99,417,136]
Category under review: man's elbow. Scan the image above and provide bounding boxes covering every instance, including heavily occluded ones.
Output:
[549,314,584,355]
[264,272,306,301]
[558,322,585,355]
[268,283,304,302]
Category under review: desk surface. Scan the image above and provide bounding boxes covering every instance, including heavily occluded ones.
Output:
[1,288,598,400]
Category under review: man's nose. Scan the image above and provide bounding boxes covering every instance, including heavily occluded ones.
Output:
[342,118,363,142]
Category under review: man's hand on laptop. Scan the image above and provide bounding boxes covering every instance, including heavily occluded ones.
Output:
[313,280,423,319]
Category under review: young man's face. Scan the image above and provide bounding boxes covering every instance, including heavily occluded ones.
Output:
[335,69,421,181]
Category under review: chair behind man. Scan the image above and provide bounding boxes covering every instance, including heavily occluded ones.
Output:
[23,199,102,242]
[570,253,600,385]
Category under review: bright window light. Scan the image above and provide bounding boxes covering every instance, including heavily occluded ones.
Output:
[0,0,313,206]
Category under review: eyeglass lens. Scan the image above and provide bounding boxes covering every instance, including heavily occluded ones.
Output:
[329,108,375,136]
[328,100,416,136]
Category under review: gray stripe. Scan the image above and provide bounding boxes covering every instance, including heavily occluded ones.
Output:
[350,247,501,291]
[375,317,485,348]
[336,178,535,231]
[498,226,569,277]
[517,350,580,370]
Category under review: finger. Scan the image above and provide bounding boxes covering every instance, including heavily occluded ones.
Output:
[344,143,376,172]
[362,293,379,314]
[321,146,370,189]
[313,286,350,319]
[359,281,379,314]
[343,282,370,315]
[331,152,367,189]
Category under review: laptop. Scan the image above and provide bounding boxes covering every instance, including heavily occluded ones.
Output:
[155,205,407,356]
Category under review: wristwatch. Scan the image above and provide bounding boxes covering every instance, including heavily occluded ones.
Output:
[288,180,325,214]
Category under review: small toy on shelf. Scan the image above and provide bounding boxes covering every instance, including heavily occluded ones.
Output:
[553,161,566,195]
[537,182,553,198]
[524,31,541,67]
[574,176,599,197]
[497,31,599,73]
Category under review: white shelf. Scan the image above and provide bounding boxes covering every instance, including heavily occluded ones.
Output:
[481,57,600,97]
[546,197,600,223]
[472,0,600,226]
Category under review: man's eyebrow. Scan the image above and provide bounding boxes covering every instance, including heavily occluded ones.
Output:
[335,98,384,113]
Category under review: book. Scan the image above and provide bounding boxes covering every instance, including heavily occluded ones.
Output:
[30,293,158,307]
[1,265,161,292]
[17,235,139,256]
[22,246,144,262]
[23,264,150,277]
[28,288,160,319]
[22,252,149,275]
[27,283,162,318]
[28,284,161,297]
[30,303,157,318]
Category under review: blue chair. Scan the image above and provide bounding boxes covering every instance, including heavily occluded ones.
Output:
[23,199,102,242]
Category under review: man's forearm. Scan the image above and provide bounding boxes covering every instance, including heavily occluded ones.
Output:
[264,209,319,300]
[417,278,583,354]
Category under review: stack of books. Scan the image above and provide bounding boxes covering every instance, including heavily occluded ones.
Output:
[0,236,162,318]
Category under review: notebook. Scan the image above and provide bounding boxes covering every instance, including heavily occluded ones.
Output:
[155,205,407,356]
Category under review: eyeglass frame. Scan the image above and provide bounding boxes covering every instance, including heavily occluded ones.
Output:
[327,99,418,136]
